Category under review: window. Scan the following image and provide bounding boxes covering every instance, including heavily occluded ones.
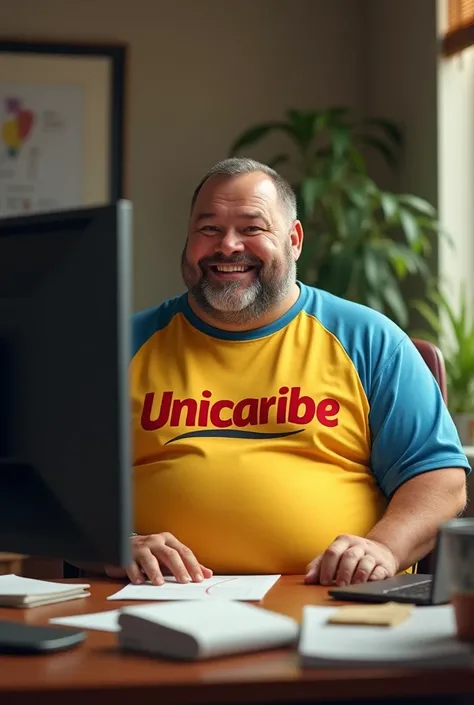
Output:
[443,0,474,55]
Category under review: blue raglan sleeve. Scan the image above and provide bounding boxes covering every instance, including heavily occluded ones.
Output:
[131,295,185,361]
[132,309,156,360]
[369,336,471,497]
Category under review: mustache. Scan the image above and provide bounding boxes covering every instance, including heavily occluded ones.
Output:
[198,253,263,269]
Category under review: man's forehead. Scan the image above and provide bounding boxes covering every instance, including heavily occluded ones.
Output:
[194,207,270,225]
[196,172,278,207]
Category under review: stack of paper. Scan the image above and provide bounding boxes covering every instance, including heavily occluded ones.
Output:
[0,574,90,608]
[107,574,281,602]
[118,601,299,660]
[298,605,474,668]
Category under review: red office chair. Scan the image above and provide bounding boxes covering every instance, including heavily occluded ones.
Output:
[410,338,448,574]
[411,338,448,404]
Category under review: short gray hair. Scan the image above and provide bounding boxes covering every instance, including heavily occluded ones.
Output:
[190,157,297,223]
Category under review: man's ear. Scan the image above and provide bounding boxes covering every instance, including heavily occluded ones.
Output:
[291,220,304,260]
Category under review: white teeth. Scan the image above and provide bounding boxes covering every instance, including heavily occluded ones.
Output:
[215,265,249,273]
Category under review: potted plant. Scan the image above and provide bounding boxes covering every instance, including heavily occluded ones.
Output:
[229,108,446,329]
[412,284,474,446]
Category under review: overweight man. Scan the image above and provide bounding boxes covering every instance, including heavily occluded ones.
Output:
[106,157,470,589]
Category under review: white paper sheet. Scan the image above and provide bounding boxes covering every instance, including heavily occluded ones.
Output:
[107,575,281,602]
[298,605,474,668]
[50,609,120,632]
[0,574,89,596]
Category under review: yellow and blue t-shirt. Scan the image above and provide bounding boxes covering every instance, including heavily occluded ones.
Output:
[130,283,470,574]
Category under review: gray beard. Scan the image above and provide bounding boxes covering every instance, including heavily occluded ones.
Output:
[182,249,297,326]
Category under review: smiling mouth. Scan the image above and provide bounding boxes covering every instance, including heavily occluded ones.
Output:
[208,264,256,274]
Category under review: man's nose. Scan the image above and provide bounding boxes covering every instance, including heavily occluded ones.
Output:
[216,229,245,256]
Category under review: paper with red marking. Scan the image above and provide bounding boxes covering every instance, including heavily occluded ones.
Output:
[106,575,280,601]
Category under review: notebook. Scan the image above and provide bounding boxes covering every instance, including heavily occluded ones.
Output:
[117,600,299,660]
[298,605,474,668]
[0,574,90,608]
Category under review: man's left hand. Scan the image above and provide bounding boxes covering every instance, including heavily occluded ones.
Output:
[305,534,399,586]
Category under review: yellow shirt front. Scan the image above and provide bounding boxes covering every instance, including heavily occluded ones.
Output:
[130,284,469,574]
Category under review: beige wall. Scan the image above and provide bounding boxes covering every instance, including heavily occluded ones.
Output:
[5,1,460,316]
[363,0,439,326]
[2,0,366,311]
[363,0,439,207]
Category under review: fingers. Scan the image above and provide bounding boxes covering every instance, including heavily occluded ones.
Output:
[134,548,165,586]
[157,545,194,583]
[368,565,388,581]
[127,543,165,585]
[133,536,183,584]
[305,535,397,588]
[126,559,152,585]
[305,555,322,584]
[334,545,367,586]
[319,535,352,585]
[163,534,206,583]
[351,555,377,584]
[130,534,213,586]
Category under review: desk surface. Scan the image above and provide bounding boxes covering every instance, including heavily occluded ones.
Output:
[0,576,473,705]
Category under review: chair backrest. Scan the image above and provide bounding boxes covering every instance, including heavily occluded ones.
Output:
[410,338,448,574]
[411,338,448,403]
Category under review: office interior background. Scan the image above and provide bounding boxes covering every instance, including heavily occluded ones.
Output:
[1,0,473,577]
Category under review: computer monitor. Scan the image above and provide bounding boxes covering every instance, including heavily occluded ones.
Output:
[0,201,133,569]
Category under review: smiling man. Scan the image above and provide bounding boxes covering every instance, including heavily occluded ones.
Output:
[124,157,470,589]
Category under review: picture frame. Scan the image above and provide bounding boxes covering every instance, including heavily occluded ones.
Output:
[0,38,127,216]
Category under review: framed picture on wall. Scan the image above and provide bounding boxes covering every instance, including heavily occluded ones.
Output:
[0,38,127,217]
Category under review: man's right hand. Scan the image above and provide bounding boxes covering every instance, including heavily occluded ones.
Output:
[104,532,213,586]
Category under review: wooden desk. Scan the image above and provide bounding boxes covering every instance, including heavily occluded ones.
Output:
[0,576,473,705]
[0,553,26,575]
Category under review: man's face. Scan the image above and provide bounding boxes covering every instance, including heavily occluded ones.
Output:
[181,172,302,325]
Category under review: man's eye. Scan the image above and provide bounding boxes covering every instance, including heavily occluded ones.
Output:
[200,226,219,234]
[245,226,263,233]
